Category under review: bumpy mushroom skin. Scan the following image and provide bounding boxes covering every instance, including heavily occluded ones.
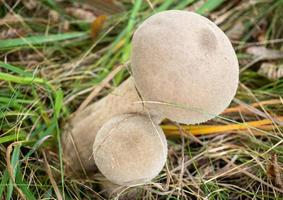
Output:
[131,10,239,124]
[93,114,167,186]
[62,78,147,174]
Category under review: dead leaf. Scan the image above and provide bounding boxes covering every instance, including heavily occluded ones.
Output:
[91,15,107,39]
[241,47,283,72]
[246,46,283,60]
[258,62,283,80]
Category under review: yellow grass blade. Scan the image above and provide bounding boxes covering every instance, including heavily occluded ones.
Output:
[162,117,283,136]
[223,99,282,114]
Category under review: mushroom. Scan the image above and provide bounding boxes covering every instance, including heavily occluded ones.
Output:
[93,114,167,185]
[131,10,239,124]
[62,78,146,173]
[62,10,239,185]
[63,77,162,174]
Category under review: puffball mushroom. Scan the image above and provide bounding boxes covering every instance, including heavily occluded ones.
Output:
[62,78,146,173]
[131,10,239,124]
[63,10,239,185]
[63,77,162,174]
[93,114,167,186]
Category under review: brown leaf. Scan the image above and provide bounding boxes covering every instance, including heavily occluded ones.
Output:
[91,15,107,39]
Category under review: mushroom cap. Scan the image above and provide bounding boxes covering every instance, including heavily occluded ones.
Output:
[131,10,239,124]
[93,114,167,186]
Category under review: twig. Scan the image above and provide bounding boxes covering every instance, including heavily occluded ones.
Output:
[6,142,26,200]
[42,150,63,200]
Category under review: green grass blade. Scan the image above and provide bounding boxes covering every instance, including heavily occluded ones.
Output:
[196,0,225,16]
[15,171,36,200]
[7,179,13,200]
[54,89,65,199]
[0,32,88,49]
[0,96,32,104]
[23,135,52,160]
[173,0,196,10]
[0,62,32,77]
[121,0,142,62]
[54,89,64,118]
[6,145,19,199]
[0,133,26,144]
[0,72,45,84]
[156,0,174,12]
[11,145,21,175]
[0,170,9,197]
[9,145,37,199]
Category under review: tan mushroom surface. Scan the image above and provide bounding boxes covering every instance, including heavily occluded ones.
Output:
[62,78,145,174]
[93,114,167,186]
[131,10,239,124]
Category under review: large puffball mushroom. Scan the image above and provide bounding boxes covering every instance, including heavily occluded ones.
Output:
[93,114,167,186]
[131,10,239,124]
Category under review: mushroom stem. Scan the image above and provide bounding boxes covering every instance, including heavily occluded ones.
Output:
[62,77,148,174]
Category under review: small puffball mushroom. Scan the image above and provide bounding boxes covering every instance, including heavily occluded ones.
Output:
[63,78,145,174]
[62,77,162,174]
[93,114,167,186]
[131,10,239,124]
